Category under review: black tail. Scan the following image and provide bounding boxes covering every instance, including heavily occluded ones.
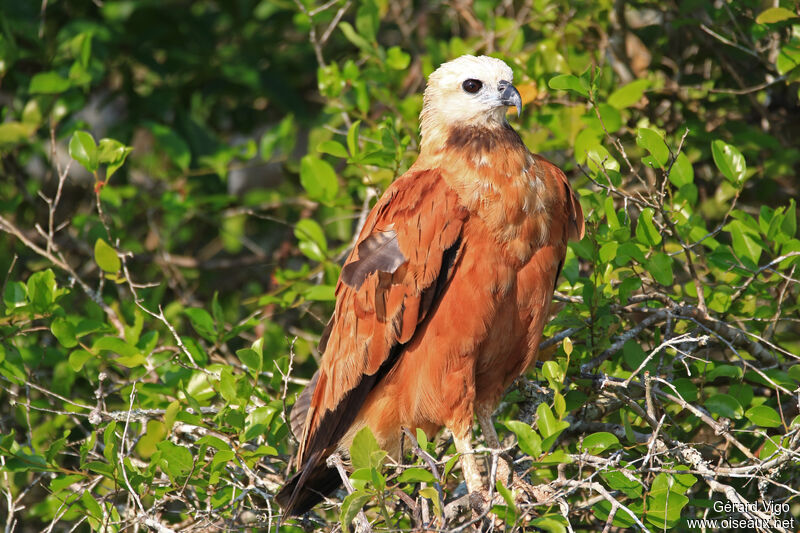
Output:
[275,451,342,517]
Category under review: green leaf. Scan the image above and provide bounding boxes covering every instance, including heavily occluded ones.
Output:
[81,491,103,526]
[573,128,602,164]
[386,46,411,70]
[69,131,98,173]
[636,127,669,168]
[51,318,78,348]
[622,340,648,371]
[707,364,743,381]
[339,21,372,52]
[294,218,328,261]
[635,207,662,246]
[29,71,72,94]
[97,138,132,179]
[599,241,618,263]
[419,486,443,517]
[536,403,569,440]
[647,252,673,286]
[618,276,641,302]
[93,336,140,359]
[505,420,542,457]
[672,378,697,401]
[604,196,620,229]
[705,393,743,419]
[236,348,261,373]
[303,284,336,301]
[595,103,622,133]
[146,122,191,172]
[68,349,93,371]
[299,155,339,204]
[94,238,121,273]
[347,120,361,159]
[780,199,796,239]
[355,0,379,42]
[729,383,753,407]
[554,391,566,418]
[607,79,649,109]
[156,441,194,480]
[711,140,746,184]
[0,122,37,147]
[756,7,798,24]
[317,140,348,158]
[745,405,782,427]
[602,470,643,498]
[538,449,572,465]
[585,145,620,172]
[185,308,217,342]
[777,44,800,76]
[260,114,296,160]
[616,242,646,264]
[50,474,84,493]
[581,432,620,454]
[4,281,27,309]
[548,74,589,97]
[646,473,689,528]
[496,478,517,515]
[27,269,57,313]
[725,220,763,265]
[443,453,460,481]
[350,426,383,470]
[529,516,567,533]
[669,152,694,187]
[397,467,437,484]
[341,490,372,533]
[542,360,565,388]
[116,353,146,367]
[415,427,429,452]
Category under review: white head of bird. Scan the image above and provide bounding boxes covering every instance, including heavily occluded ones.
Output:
[420,55,522,140]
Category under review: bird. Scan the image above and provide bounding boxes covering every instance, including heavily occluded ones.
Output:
[276,54,584,516]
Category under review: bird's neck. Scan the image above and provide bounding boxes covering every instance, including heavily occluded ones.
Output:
[415,123,554,266]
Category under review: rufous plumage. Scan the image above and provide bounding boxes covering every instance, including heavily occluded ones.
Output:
[276,54,584,516]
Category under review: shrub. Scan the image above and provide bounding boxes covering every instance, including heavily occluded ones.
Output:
[1,1,798,531]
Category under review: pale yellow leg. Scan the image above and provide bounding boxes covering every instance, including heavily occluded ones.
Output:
[476,407,512,486]
[452,432,484,495]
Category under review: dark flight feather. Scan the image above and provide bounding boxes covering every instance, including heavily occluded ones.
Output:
[289,370,318,441]
[277,236,464,516]
[340,229,406,289]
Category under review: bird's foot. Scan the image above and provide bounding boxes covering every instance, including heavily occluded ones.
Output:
[467,487,501,514]
[465,489,508,531]
[508,474,554,505]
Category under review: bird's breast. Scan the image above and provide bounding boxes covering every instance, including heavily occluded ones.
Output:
[440,147,555,267]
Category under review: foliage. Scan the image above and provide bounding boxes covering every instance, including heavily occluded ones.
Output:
[1,0,799,531]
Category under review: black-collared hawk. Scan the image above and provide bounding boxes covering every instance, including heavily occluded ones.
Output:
[276,54,584,516]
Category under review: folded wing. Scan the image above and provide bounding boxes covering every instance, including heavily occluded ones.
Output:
[277,168,469,515]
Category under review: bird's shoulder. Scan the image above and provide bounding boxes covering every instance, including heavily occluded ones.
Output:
[530,153,585,241]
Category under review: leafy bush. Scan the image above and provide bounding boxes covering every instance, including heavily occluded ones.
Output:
[1,0,799,531]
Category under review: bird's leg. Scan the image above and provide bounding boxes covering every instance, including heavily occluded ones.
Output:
[454,430,499,519]
[476,406,547,505]
[452,432,484,496]
[476,408,513,487]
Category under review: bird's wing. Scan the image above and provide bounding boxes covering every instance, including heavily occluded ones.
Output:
[293,167,468,464]
[536,154,584,242]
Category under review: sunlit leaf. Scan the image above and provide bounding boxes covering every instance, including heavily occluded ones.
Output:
[70,131,98,173]
[711,140,746,184]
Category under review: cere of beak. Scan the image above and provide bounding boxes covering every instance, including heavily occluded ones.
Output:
[498,80,522,117]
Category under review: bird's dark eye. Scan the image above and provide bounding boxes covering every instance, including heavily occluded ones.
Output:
[462,79,483,94]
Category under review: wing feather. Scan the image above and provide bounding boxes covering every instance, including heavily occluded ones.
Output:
[277,168,468,515]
